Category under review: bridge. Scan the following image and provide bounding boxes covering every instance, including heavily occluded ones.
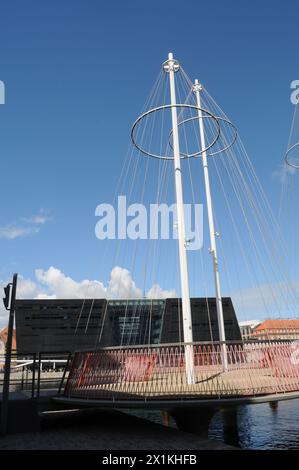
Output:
[56,340,299,406]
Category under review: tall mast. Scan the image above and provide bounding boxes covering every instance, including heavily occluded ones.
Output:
[163,53,194,384]
[193,79,228,370]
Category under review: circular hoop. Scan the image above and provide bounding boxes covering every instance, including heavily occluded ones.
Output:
[285,142,299,169]
[168,116,238,158]
[130,104,221,160]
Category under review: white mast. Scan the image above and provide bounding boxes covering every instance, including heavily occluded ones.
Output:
[193,79,228,370]
[163,53,194,384]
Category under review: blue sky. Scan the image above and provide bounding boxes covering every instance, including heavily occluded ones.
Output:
[0,0,299,324]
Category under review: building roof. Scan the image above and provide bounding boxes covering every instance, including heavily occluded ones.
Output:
[254,319,299,331]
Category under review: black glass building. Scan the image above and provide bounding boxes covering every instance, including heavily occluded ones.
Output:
[15,297,241,353]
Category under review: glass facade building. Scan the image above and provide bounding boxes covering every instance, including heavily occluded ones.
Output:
[15,297,241,353]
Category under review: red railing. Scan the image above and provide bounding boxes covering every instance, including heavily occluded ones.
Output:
[64,341,299,401]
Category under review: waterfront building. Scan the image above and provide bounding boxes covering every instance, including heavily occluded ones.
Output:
[14,297,241,354]
[250,319,299,341]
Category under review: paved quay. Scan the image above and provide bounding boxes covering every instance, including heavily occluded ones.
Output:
[0,408,236,450]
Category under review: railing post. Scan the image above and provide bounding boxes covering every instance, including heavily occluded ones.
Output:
[58,353,72,395]
[21,362,24,391]
[31,353,36,399]
[25,364,29,389]
[37,352,42,398]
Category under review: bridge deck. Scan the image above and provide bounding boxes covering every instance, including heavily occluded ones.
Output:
[62,342,299,402]
[65,367,299,401]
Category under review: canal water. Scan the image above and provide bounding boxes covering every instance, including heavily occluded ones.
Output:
[209,399,299,449]
[127,398,299,449]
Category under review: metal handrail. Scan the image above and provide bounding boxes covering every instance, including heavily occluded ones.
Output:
[72,338,296,354]
[0,351,72,399]
[63,341,299,402]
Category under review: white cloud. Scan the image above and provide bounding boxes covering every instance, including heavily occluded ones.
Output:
[0,209,52,240]
[21,209,52,226]
[0,225,40,240]
[17,277,42,298]
[35,266,106,299]
[0,275,45,330]
[146,284,176,299]
[21,216,49,225]
[106,266,142,299]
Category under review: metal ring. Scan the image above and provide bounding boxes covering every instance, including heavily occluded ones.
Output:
[285,142,299,169]
[168,116,238,157]
[130,104,221,160]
